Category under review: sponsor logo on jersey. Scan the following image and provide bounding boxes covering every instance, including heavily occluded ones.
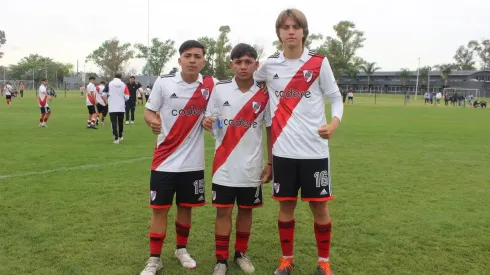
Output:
[223,117,258,128]
[275,88,311,99]
[171,106,206,116]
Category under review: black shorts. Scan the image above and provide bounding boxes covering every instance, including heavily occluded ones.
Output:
[96,104,108,115]
[138,97,142,100]
[149,170,205,208]
[272,155,333,202]
[145,95,149,100]
[87,105,96,114]
[6,95,11,100]
[40,107,51,114]
[212,183,263,209]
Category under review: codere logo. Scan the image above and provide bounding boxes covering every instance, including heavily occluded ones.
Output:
[275,88,311,99]
[223,118,258,128]
[171,106,205,116]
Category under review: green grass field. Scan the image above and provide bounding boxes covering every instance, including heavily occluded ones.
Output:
[1,91,489,275]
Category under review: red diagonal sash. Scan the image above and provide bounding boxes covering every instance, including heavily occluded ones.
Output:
[87,92,96,105]
[212,89,269,175]
[271,54,323,145]
[38,95,47,107]
[151,76,215,170]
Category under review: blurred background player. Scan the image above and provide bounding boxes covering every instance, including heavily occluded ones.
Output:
[140,40,217,275]
[137,83,144,106]
[38,78,51,127]
[19,82,25,98]
[107,72,129,144]
[125,76,138,124]
[202,43,273,275]
[254,8,343,275]
[95,81,108,126]
[80,85,85,97]
[4,82,13,105]
[86,76,98,129]
[144,85,151,103]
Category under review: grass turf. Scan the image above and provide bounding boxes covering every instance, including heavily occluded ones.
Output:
[0,91,489,274]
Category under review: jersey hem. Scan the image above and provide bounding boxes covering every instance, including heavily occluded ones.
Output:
[153,167,205,173]
[272,153,330,160]
[212,181,261,188]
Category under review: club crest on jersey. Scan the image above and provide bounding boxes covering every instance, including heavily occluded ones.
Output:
[274,183,280,193]
[150,190,157,201]
[201,88,210,100]
[212,191,216,201]
[252,101,261,114]
[303,70,313,82]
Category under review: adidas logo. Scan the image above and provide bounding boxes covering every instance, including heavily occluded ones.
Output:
[170,93,178,98]
[198,195,204,201]
[223,101,230,106]
[254,198,261,204]
[273,74,279,79]
[320,189,327,195]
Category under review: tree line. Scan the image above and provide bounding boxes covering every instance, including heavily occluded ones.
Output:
[0,25,489,85]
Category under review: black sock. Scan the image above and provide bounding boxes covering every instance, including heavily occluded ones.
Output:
[176,245,186,249]
[234,251,243,259]
[217,259,227,265]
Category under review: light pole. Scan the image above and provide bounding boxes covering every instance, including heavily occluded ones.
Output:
[427,66,432,95]
[415,58,420,100]
[147,0,150,87]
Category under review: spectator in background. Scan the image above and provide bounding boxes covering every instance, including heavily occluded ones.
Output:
[347,89,354,104]
[125,76,138,124]
[19,82,25,98]
[107,72,129,144]
[436,91,442,105]
[341,89,347,103]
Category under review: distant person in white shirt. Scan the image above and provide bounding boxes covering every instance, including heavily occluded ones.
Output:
[424,92,430,104]
[38,78,51,127]
[436,92,442,105]
[144,85,151,103]
[347,89,354,104]
[4,82,13,105]
[107,72,129,143]
[137,83,144,106]
[85,76,98,129]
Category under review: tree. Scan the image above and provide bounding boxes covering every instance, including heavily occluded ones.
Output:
[418,66,431,86]
[8,54,72,85]
[87,38,134,77]
[0,30,6,59]
[468,39,490,70]
[252,44,265,62]
[214,26,233,80]
[399,69,412,90]
[453,45,476,70]
[361,62,381,93]
[317,21,366,81]
[168,67,178,74]
[135,38,176,75]
[197,36,217,76]
[435,64,456,87]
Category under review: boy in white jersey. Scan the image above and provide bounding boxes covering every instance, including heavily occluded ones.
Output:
[254,9,343,275]
[144,85,151,103]
[95,81,108,125]
[140,40,217,275]
[137,83,144,105]
[38,78,51,127]
[4,82,13,105]
[202,43,273,275]
[86,76,98,129]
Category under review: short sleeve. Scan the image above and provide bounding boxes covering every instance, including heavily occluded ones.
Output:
[205,86,220,117]
[254,60,268,82]
[145,78,164,112]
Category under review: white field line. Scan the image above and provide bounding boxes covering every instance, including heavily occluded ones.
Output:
[0,157,151,180]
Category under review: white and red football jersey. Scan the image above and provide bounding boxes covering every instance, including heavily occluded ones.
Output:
[206,78,271,187]
[137,87,144,98]
[254,48,343,159]
[145,73,218,172]
[4,85,12,95]
[144,87,151,95]
[38,84,48,108]
[86,83,97,106]
[96,85,107,106]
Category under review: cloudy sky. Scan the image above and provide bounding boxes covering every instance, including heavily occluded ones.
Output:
[1,0,489,74]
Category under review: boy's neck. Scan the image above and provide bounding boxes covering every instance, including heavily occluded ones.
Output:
[283,45,304,59]
[235,77,254,93]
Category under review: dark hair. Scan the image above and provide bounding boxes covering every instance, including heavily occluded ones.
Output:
[179,40,206,56]
[130,76,135,79]
[89,76,96,80]
[42,78,48,82]
[99,81,105,84]
[230,43,257,60]
[114,72,122,78]
[147,85,150,88]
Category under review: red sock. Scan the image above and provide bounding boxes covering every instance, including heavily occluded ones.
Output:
[91,119,95,125]
[278,219,295,257]
[149,232,165,257]
[176,222,190,249]
[234,231,250,254]
[44,117,49,122]
[40,118,43,123]
[314,222,332,259]
[215,234,230,262]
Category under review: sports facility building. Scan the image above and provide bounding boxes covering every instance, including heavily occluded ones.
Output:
[338,70,490,97]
